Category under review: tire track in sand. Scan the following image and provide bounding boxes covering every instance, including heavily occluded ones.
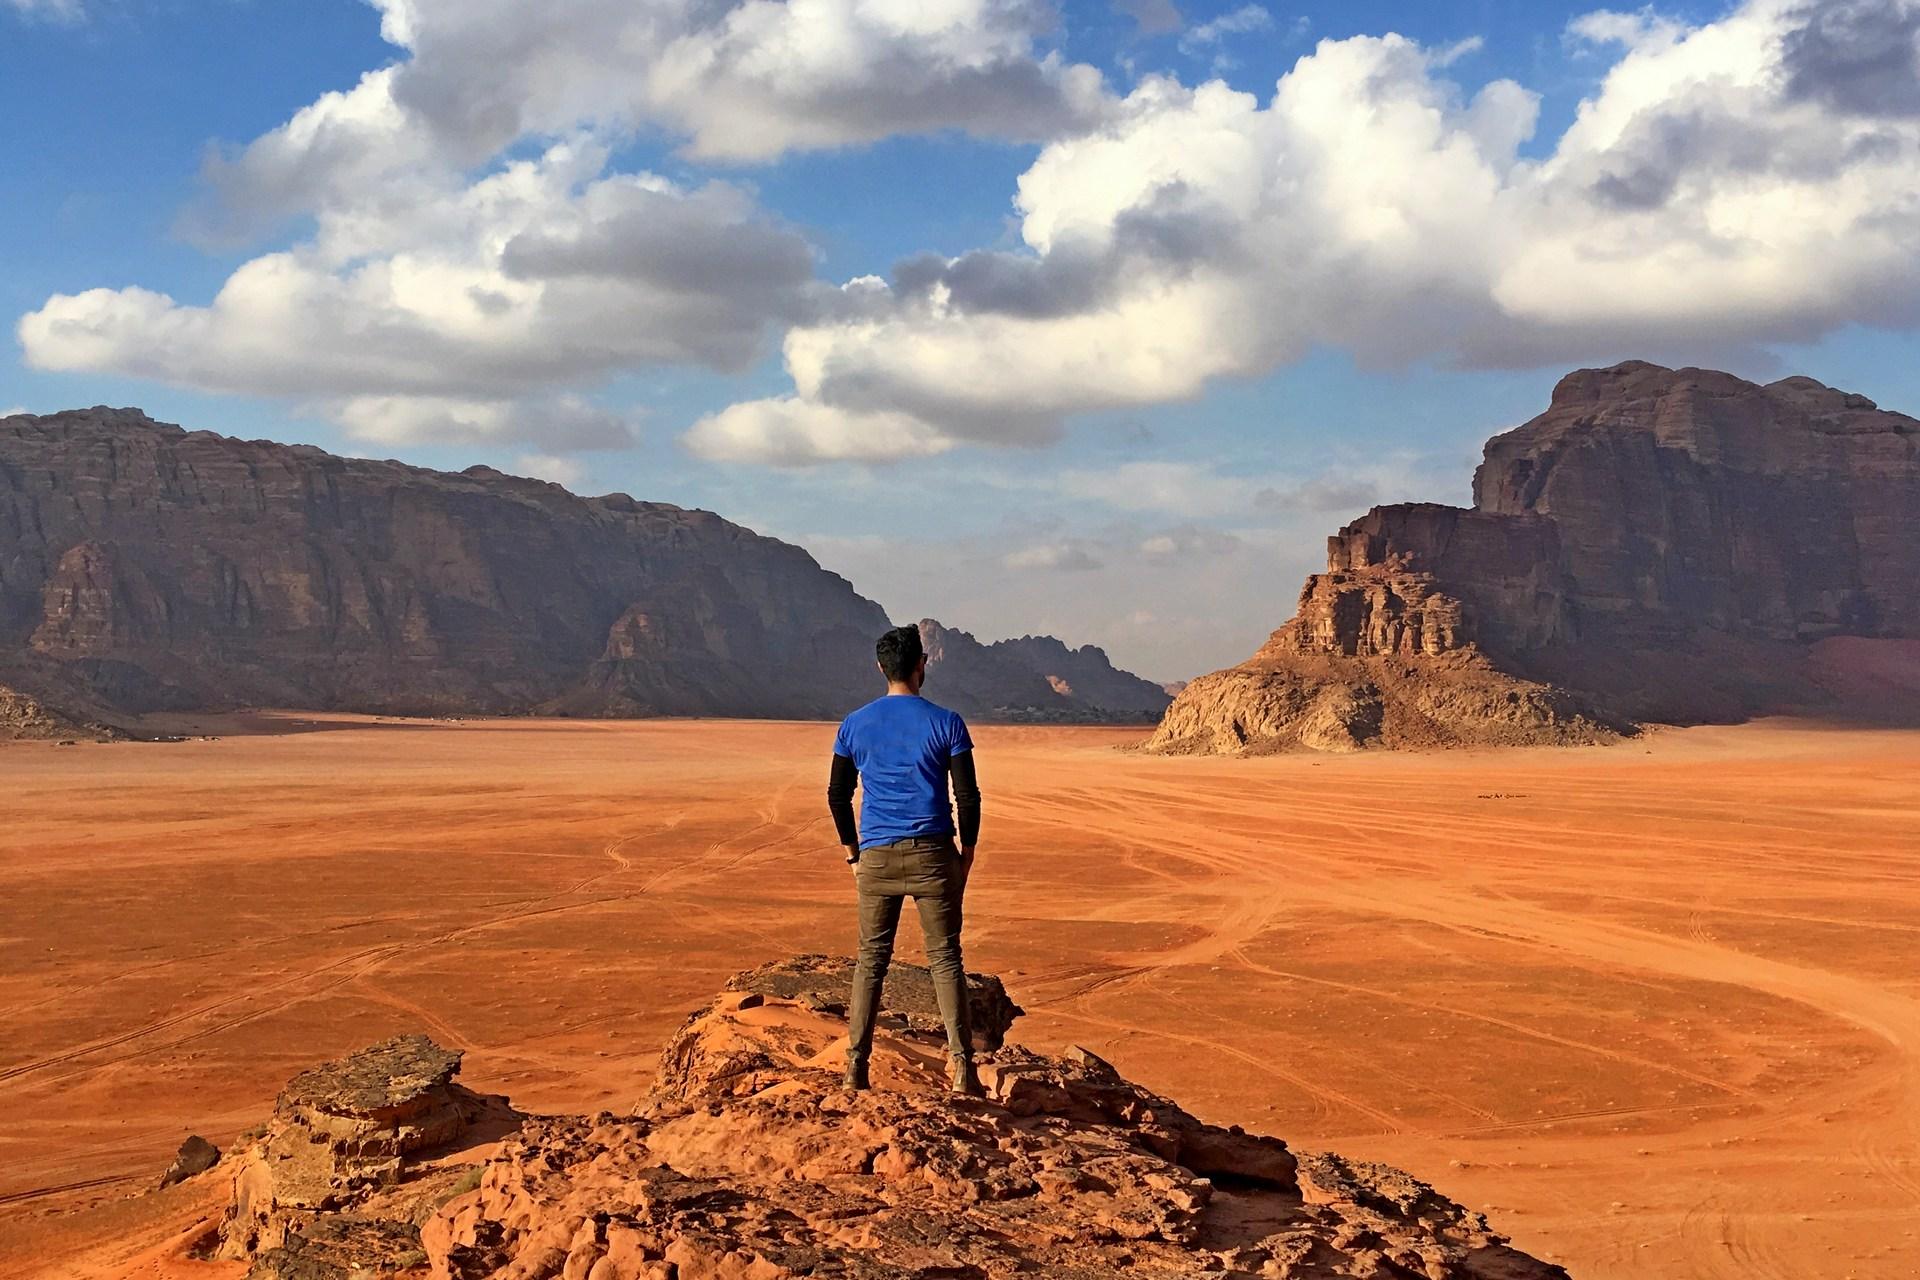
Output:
[0,770,821,1092]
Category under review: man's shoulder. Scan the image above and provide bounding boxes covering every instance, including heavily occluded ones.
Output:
[922,700,970,740]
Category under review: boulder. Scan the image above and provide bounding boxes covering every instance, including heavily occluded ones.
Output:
[217,1034,520,1266]
[719,952,1024,1052]
[156,1135,220,1189]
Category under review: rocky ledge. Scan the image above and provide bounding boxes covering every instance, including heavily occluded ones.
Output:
[183,956,1565,1280]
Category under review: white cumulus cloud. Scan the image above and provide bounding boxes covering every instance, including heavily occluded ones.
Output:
[698,0,1920,463]
[19,0,1122,453]
[1178,4,1274,55]
[189,0,1113,239]
[21,140,814,451]
[329,393,636,450]
[684,395,953,466]
[514,452,589,489]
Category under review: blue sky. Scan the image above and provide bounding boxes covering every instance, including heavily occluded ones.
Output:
[5,0,1919,679]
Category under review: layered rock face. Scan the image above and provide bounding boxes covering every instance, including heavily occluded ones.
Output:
[919,619,1173,722]
[1151,362,1920,752]
[0,410,1159,730]
[188,960,1567,1280]
[0,409,891,724]
[1476,364,1920,642]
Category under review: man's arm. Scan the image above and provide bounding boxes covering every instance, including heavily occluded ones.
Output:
[827,752,860,863]
[950,751,981,852]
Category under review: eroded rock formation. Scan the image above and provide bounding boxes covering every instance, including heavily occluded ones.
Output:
[195,962,1566,1280]
[1152,362,1920,753]
[425,971,1561,1280]
[217,1034,522,1275]
[0,410,1160,733]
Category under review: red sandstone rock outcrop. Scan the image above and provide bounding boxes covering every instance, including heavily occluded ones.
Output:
[0,410,1160,733]
[195,962,1566,1279]
[1152,362,1920,753]
[426,968,1561,1279]
[721,952,1026,1051]
[215,1034,521,1277]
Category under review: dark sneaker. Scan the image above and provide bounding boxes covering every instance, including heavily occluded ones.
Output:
[843,1059,871,1091]
[949,1058,984,1097]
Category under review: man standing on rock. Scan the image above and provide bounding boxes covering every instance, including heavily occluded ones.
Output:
[827,624,984,1097]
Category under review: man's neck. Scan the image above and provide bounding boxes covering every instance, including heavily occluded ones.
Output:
[885,682,921,697]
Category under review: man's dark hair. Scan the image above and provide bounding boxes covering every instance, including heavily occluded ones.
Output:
[876,625,924,683]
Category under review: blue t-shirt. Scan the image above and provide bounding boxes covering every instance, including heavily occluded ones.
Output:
[833,695,974,850]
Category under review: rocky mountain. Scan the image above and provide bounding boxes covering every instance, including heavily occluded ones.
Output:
[919,619,1172,723]
[0,408,1158,731]
[191,955,1566,1280]
[989,631,1174,718]
[1151,362,1920,753]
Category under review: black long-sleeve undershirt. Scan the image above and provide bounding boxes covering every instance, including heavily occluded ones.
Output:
[828,751,981,850]
[951,752,982,847]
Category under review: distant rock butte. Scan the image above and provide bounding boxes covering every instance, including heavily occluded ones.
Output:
[1151,362,1920,754]
[192,957,1566,1280]
[0,409,1157,733]
[919,618,1173,723]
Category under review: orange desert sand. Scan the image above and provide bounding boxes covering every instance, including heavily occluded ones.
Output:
[2,716,1917,1279]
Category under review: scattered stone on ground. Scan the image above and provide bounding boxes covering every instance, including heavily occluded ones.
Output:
[155,1135,220,1190]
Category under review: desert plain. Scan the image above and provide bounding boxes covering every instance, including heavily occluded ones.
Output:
[2,715,1917,1279]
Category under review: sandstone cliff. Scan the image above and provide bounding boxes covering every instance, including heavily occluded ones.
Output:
[0,409,1158,731]
[185,957,1567,1280]
[1151,362,1920,753]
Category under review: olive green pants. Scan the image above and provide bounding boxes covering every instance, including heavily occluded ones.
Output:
[848,835,974,1064]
